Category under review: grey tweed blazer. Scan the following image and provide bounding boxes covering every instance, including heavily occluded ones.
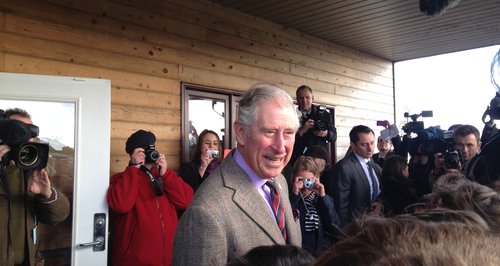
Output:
[172,150,301,265]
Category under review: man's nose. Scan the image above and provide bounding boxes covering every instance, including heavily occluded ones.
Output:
[273,133,286,153]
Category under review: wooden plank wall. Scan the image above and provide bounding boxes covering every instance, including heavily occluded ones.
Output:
[0,0,394,174]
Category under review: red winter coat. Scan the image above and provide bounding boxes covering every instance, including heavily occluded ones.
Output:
[107,166,193,266]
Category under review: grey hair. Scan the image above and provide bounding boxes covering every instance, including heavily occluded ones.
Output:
[236,82,300,133]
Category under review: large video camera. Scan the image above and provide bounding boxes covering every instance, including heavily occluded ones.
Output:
[0,113,49,170]
[402,111,433,133]
[408,125,445,157]
[301,105,329,131]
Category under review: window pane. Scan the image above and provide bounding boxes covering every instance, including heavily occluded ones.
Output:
[187,97,226,160]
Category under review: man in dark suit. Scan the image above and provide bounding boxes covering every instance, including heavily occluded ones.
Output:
[173,83,302,265]
[329,125,383,227]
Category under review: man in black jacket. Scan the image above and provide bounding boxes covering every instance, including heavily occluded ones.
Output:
[292,85,336,166]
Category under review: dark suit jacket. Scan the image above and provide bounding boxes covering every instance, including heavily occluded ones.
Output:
[172,150,301,265]
[329,152,382,227]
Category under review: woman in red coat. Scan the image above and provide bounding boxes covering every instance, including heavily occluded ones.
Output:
[107,130,193,266]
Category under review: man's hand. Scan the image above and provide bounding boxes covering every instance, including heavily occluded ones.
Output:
[434,153,461,175]
[298,119,315,136]
[130,147,146,167]
[29,168,52,199]
[313,129,328,137]
[156,154,168,176]
[0,144,11,158]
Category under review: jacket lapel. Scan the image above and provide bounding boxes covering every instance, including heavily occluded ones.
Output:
[349,153,370,189]
[220,153,286,244]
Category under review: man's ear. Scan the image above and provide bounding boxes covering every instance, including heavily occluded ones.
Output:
[233,121,247,146]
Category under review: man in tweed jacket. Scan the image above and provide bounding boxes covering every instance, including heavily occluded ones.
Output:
[173,83,302,265]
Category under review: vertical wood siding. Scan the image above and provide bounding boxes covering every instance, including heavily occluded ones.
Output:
[0,0,393,174]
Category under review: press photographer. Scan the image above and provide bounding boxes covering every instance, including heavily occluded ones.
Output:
[467,48,500,190]
[292,85,337,165]
[107,129,193,266]
[0,108,69,266]
[0,115,49,170]
[404,123,446,197]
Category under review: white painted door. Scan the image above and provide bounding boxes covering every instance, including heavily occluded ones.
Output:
[0,72,110,265]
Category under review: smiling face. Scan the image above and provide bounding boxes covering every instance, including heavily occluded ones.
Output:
[201,132,220,153]
[235,100,298,179]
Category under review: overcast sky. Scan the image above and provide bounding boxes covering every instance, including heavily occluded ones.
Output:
[394,44,500,134]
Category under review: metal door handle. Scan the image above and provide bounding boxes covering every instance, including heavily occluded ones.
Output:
[77,213,106,251]
[78,236,104,248]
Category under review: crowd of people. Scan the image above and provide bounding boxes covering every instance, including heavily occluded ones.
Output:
[1,82,499,266]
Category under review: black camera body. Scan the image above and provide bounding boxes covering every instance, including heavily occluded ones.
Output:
[402,111,433,133]
[443,149,464,169]
[0,119,49,170]
[301,105,329,131]
[441,130,464,169]
[144,144,160,164]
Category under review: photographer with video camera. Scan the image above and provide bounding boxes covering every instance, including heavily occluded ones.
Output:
[292,85,336,166]
[106,130,193,266]
[0,108,70,266]
[431,125,481,185]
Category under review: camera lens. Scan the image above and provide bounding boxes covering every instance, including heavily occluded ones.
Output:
[209,150,220,158]
[315,120,328,131]
[17,144,39,167]
[444,151,460,169]
[303,178,315,189]
[146,149,160,163]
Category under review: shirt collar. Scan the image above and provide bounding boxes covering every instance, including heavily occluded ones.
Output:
[233,149,268,188]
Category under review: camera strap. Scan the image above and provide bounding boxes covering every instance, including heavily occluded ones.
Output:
[139,165,163,196]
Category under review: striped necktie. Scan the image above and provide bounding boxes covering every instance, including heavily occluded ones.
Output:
[265,181,287,241]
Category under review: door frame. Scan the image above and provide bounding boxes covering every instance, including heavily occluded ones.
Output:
[0,72,111,265]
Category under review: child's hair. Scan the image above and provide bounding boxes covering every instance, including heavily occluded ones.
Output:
[292,155,319,178]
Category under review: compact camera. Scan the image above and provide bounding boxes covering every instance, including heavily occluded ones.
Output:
[303,178,315,189]
[208,149,220,158]
[144,144,160,164]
